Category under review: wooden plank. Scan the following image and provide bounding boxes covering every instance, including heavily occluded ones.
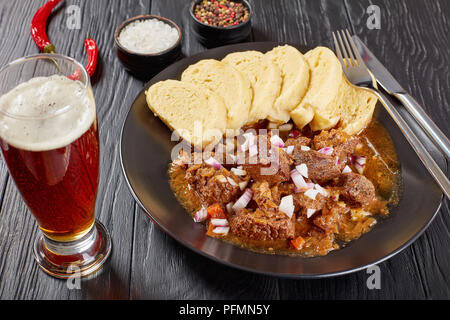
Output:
[250,0,352,48]
[0,0,149,299]
[343,0,450,299]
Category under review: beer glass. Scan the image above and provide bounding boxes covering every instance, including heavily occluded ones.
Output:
[0,54,111,278]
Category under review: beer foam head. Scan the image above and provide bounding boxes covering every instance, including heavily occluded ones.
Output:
[0,75,96,151]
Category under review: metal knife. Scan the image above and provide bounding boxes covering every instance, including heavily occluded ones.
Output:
[353,35,450,160]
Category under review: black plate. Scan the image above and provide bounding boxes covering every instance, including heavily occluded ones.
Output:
[120,42,445,278]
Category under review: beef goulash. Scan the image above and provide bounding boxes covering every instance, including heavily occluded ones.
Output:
[146,45,401,257]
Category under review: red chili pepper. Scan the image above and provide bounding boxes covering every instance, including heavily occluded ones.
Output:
[84,37,98,78]
[68,37,98,80]
[30,0,62,53]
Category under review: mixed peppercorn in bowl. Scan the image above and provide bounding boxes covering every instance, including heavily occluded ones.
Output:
[189,0,253,45]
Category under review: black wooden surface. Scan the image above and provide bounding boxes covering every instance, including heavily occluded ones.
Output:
[0,0,448,300]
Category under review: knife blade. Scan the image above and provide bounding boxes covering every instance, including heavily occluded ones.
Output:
[352,35,406,94]
[352,35,450,160]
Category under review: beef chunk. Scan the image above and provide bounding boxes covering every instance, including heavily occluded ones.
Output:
[251,181,280,211]
[240,135,292,186]
[292,150,341,183]
[229,208,295,241]
[313,129,361,166]
[285,136,312,150]
[337,172,376,208]
[186,164,241,206]
[292,192,327,215]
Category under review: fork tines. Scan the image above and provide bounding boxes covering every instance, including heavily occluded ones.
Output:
[332,29,365,69]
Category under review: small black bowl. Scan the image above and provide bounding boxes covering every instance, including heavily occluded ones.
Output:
[189,0,252,47]
[114,15,182,81]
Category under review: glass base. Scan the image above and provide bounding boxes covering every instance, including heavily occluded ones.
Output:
[33,220,112,279]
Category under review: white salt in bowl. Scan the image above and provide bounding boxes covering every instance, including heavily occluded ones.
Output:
[114,15,182,80]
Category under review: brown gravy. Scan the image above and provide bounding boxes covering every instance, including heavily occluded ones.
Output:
[169,120,401,256]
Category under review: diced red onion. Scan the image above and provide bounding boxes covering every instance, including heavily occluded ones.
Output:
[336,158,341,165]
[306,208,317,218]
[307,182,315,189]
[289,130,300,138]
[239,180,248,191]
[239,133,255,153]
[212,227,229,235]
[290,169,308,189]
[314,184,329,196]
[296,164,308,178]
[193,208,207,222]
[270,135,285,148]
[243,132,255,146]
[300,146,310,151]
[231,168,246,176]
[211,218,229,227]
[318,147,334,156]
[342,165,352,174]
[227,177,238,186]
[279,195,294,218]
[249,144,258,157]
[283,145,294,155]
[348,155,355,165]
[354,155,366,166]
[354,162,365,174]
[279,123,293,131]
[205,157,221,170]
[304,189,319,200]
[232,188,253,212]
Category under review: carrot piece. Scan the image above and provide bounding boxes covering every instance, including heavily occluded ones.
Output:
[290,236,305,250]
[206,203,227,219]
[206,223,216,237]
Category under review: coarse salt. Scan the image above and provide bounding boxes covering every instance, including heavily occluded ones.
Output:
[118,19,179,54]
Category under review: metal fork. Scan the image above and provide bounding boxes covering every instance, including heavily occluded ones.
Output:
[333,29,449,199]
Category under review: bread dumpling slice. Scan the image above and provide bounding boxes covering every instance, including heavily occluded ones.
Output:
[145,80,227,149]
[291,47,343,131]
[181,59,252,130]
[337,78,377,135]
[265,45,310,123]
[222,51,282,123]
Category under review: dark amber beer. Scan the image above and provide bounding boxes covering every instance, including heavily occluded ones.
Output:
[0,122,99,241]
[0,56,110,279]
[0,75,99,242]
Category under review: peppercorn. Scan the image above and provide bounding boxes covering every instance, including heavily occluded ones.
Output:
[193,0,249,28]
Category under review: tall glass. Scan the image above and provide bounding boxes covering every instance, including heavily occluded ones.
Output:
[0,54,111,278]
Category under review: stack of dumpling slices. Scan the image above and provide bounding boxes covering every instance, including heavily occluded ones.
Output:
[145,45,377,149]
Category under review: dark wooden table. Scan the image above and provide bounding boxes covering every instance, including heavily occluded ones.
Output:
[0,0,448,300]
